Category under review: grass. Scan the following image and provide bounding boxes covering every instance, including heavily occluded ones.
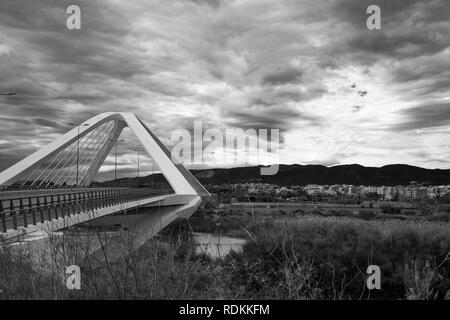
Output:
[225,216,450,299]
[1,209,450,300]
[0,231,222,300]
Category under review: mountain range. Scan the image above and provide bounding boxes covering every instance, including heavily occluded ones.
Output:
[190,164,450,186]
[95,164,450,187]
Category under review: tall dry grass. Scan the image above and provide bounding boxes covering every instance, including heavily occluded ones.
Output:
[224,216,450,299]
[0,224,222,300]
[1,214,450,300]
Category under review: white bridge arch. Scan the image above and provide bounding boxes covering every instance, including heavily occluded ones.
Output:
[0,112,209,240]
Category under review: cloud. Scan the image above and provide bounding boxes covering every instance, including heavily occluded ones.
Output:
[261,67,303,86]
[392,102,450,131]
[0,0,449,173]
[225,106,321,131]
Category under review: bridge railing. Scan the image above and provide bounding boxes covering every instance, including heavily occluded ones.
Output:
[0,188,172,233]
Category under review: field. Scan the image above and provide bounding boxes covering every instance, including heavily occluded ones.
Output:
[1,201,450,299]
[167,202,450,299]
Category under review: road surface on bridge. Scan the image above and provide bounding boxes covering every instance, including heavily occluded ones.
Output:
[0,188,173,235]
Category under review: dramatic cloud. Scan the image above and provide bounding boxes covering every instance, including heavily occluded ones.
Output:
[393,102,450,131]
[261,67,304,86]
[0,0,449,175]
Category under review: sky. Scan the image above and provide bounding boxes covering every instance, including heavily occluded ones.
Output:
[1,0,450,177]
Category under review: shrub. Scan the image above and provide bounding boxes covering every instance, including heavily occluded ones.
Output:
[223,217,450,299]
[380,204,402,214]
[358,210,376,220]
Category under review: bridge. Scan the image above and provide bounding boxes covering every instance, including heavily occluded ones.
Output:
[0,112,210,241]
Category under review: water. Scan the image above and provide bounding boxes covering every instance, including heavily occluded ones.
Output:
[192,232,246,259]
[7,226,247,263]
[9,230,50,245]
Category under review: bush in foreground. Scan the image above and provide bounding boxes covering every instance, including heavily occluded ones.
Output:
[222,216,450,299]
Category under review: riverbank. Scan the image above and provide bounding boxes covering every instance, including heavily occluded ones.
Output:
[164,203,450,299]
[1,203,450,299]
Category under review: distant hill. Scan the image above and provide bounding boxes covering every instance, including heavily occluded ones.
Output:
[92,173,170,189]
[190,164,450,186]
[94,164,450,187]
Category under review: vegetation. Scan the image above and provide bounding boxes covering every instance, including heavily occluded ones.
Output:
[225,217,450,299]
[0,232,220,299]
[1,206,450,300]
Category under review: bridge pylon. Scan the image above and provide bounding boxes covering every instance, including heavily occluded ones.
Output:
[0,112,209,239]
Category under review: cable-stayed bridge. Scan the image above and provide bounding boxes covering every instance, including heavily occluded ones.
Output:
[0,112,209,241]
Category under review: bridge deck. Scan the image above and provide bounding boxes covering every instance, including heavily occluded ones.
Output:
[0,188,173,233]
